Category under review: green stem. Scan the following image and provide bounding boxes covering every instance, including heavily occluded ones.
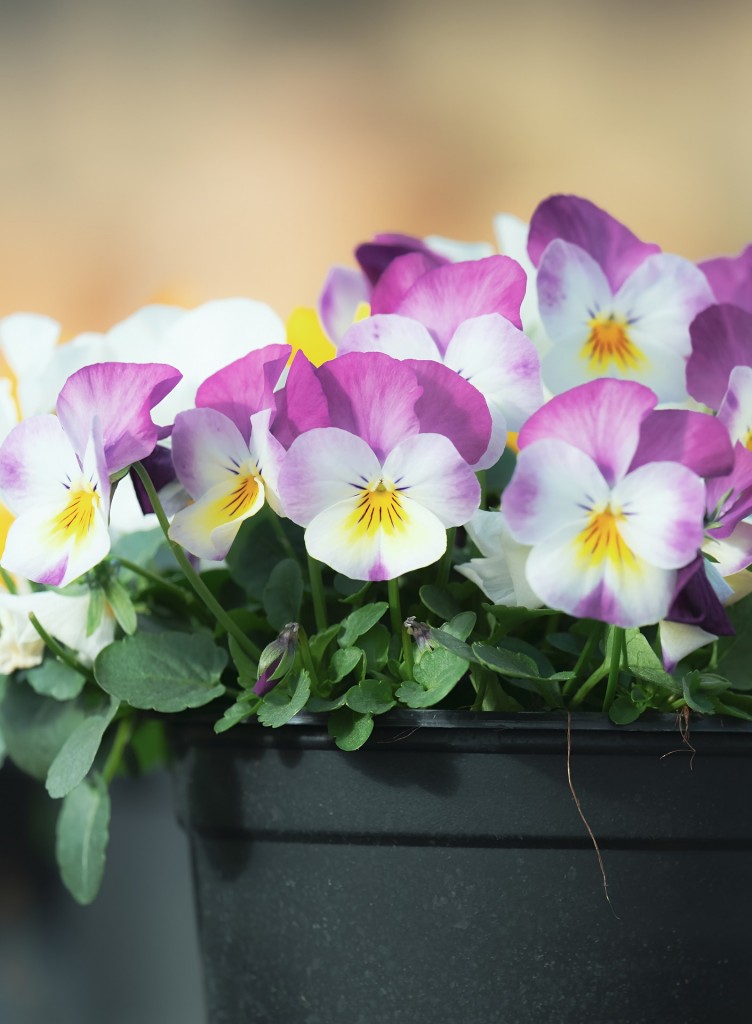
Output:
[0,567,17,594]
[132,462,261,662]
[103,716,135,784]
[307,554,328,632]
[29,612,94,681]
[115,557,203,610]
[602,627,625,712]
[570,663,609,709]
[476,470,487,510]
[563,622,603,696]
[388,577,414,678]
[297,627,321,690]
[268,510,299,563]
[435,528,456,588]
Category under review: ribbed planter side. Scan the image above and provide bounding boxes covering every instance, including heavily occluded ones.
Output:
[171,712,752,1024]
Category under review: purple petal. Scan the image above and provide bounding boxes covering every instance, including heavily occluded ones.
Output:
[706,445,752,538]
[271,352,330,450]
[527,194,660,292]
[57,362,182,474]
[394,256,527,354]
[318,267,371,345]
[666,556,734,635]
[700,245,752,313]
[629,409,734,479]
[517,378,656,487]
[196,344,290,443]
[370,252,440,315]
[130,444,177,515]
[687,304,752,409]
[403,359,492,466]
[314,352,421,462]
[356,233,446,286]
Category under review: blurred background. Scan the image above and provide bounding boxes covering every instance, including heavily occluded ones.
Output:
[1,1,751,1022]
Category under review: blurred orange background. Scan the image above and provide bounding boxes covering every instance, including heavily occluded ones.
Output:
[0,0,750,334]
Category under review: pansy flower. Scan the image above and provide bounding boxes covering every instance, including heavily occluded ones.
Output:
[167,345,290,560]
[527,195,714,401]
[0,362,181,586]
[277,352,488,580]
[503,379,732,627]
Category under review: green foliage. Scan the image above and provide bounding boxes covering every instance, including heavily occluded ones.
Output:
[262,559,303,631]
[0,682,93,780]
[327,707,374,750]
[56,776,111,904]
[94,632,227,712]
[397,648,467,708]
[26,660,87,701]
[257,670,311,728]
[46,698,119,798]
[339,603,389,648]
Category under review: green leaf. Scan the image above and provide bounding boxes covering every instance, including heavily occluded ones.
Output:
[609,694,644,725]
[397,648,467,708]
[483,605,555,633]
[46,698,119,799]
[130,719,168,773]
[214,701,257,733]
[429,628,476,663]
[309,624,340,663]
[502,637,556,678]
[26,660,87,701]
[345,678,396,715]
[546,632,586,657]
[329,647,363,684]
[262,558,303,631]
[334,577,372,605]
[307,693,348,712]
[339,603,388,648]
[228,634,257,690]
[86,587,106,638]
[0,683,92,780]
[226,513,306,598]
[103,577,138,636]
[56,776,110,905]
[257,669,311,728]
[111,527,165,567]
[472,643,541,679]
[94,632,227,712]
[717,599,752,690]
[419,585,462,621]
[682,670,716,714]
[327,707,374,750]
[624,629,675,689]
[358,624,390,671]
[442,611,476,641]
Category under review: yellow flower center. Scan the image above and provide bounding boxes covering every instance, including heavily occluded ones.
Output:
[582,314,645,374]
[576,504,637,569]
[217,474,260,522]
[346,480,408,540]
[51,482,101,544]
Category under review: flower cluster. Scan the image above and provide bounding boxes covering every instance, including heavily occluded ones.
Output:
[2,194,752,902]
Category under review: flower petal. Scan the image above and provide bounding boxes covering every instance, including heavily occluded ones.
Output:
[169,474,266,561]
[315,353,421,461]
[0,313,61,417]
[403,359,492,467]
[629,409,734,479]
[196,343,290,442]
[171,408,253,499]
[394,255,526,352]
[686,303,752,409]
[381,433,481,527]
[612,463,705,570]
[700,244,752,313]
[304,494,448,581]
[369,252,440,314]
[271,351,329,450]
[0,416,81,514]
[528,194,660,292]
[57,362,182,473]
[318,266,371,344]
[718,365,752,446]
[659,620,717,673]
[517,379,656,487]
[279,428,382,527]
[338,314,440,360]
[444,314,544,431]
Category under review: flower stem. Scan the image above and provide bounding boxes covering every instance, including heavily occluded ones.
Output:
[306,554,328,632]
[0,568,17,594]
[569,663,609,709]
[602,627,625,711]
[297,627,321,691]
[563,623,603,696]
[115,557,203,610]
[268,509,299,563]
[132,462,261,662]
[28,612,95,681]
[476,470,487,510]
[388,577,414,678]
[103,715,135,784]
[435,528,456,588]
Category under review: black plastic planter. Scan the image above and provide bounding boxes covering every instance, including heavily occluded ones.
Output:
[170,711,752,1024]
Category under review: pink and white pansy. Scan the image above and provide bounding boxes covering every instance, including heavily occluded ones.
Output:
[0,362,181,587]
[335,255,540,469]
[168,345,290,561]
[528,195,714,401]
[503,379,732,628]
[277,352,488,581]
